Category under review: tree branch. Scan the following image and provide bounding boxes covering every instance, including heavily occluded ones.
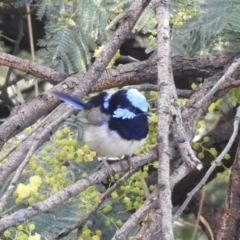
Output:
[0,52,68,85]
[147,1,174,239]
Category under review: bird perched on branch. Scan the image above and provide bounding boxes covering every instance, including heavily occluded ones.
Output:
[54,89,150,169]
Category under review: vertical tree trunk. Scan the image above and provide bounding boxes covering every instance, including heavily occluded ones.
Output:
[216,137,240,240]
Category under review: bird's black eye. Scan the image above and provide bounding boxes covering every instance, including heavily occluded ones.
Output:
[128,106,135,112]
[128,106,142,115]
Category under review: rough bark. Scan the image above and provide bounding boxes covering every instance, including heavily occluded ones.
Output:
[216,137,240,240]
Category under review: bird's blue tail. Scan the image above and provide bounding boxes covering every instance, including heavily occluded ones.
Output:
[54,92,86,111]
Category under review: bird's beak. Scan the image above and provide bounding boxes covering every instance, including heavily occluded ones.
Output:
[142,112,151,116]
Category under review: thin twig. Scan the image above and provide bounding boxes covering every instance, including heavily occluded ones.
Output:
[117,55,140,63]
[171,103,203,170]
[112,189,158,240]
[139,169,150,198]
[0,114,52,162]
[0,75,23,90]
[129,84,194,98]
[0,34,15,43]
[105,13,127,30]
[191,188,206,240]
[0,114,53,213]
[219,79,240,91]
[0,142,38,214]
[26,4,38,97]
[173,106,240,222]
[202,57,240,103]
[74,168,138,239]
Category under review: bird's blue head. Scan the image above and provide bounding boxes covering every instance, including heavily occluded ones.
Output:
[106,89,149,119]
[104,89,149,140]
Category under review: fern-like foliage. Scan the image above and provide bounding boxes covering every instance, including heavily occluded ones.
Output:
[172,0,240,54]
[1,0,32,7]
[0,21,2,49]
[36,0,131,74]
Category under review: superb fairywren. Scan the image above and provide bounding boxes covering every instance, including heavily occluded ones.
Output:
[54,89,150,165]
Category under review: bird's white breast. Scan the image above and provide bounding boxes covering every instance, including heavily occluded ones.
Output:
[83,124,145,158]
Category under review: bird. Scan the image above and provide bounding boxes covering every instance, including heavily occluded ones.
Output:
[54,88,150,169]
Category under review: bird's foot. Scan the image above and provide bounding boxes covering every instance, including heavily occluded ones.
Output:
[123,155,132,171]
[101,157,115,176]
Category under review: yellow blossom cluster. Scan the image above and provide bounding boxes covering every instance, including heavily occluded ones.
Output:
[93,45,120,68]
[4,222,41,239]
[208,98,223,112]
[14,176,42,203]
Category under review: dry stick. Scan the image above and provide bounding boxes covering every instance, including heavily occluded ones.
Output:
[173,106,240,222]
[171,104,202,170]
[153,0,174,239]
[0,52,235,88]
[191,188,206,240]
[0,151,157,232]
[219,79,240,91]
[105,13,127,30]
[130,84,194,99]
[0,52,68,85]
[26,4,39,97]
[200,216,214,240]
